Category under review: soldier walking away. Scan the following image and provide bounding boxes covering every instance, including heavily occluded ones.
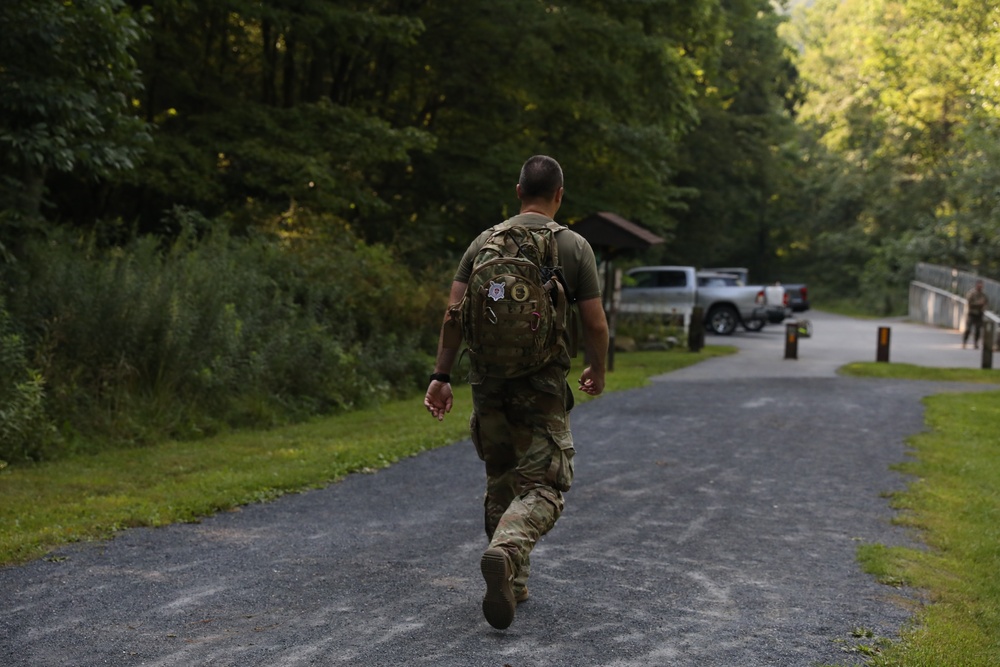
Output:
[424,155,609,630]
[963,280,989,349]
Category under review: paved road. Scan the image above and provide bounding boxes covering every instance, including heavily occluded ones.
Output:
[669,309,991,381]
[2,312,995,666]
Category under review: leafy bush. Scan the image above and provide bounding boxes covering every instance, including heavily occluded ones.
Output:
[1,212,445,456]
[0,299,58,462]
[615,312,685,346]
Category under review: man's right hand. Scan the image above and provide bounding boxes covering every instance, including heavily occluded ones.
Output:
[424,381,453,421]
[577,366,605,396]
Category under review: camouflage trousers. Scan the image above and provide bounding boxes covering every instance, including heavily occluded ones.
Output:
[469,366,575,593]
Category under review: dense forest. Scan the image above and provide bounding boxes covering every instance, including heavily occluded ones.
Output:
[1,0,998,462]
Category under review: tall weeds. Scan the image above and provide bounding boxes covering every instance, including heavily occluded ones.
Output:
[0,298,58,462]
[0,213,445,460]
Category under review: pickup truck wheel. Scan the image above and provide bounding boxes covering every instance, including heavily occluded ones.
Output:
[743,317,765,332]
[706,305,739,335]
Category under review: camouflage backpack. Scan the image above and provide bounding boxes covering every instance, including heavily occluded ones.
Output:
[455,220,569,378]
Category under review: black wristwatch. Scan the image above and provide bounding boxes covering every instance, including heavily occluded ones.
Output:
[429,372,451,383]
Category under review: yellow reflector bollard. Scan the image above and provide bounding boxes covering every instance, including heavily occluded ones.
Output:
[876,326,890,363]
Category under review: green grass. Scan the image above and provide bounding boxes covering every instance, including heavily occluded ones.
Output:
[834,362,1000,666]
[815,297,886,319]
[811,292,908,318]
[839,362,1000,384]
[0,346,734,567]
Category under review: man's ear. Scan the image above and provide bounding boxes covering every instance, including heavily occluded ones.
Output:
[516,183,524,200]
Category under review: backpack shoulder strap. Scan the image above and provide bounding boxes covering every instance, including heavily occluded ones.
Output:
[539,221,567,267]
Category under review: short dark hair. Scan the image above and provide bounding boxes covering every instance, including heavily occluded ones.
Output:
[518,155,563,200]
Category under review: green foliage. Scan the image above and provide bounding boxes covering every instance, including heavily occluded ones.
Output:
[107,0,438,231]
[0,299,59,463]
[389,0,724,255]
[787,0,1000,307]
[615,313,686,346]
[1,213,443,453]
[0,0,151,216]
[14,0,800,270]
[2,0,807,282]
[665,0,805,277]
[130,96,435,225]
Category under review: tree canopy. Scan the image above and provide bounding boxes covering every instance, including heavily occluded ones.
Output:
[0,0,150,226]
[787,0,1000,309]
[3,0,804,266]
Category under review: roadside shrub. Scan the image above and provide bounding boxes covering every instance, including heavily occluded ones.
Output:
[615,312,685,347]
[1,214,444,456]
[0,299,58,462]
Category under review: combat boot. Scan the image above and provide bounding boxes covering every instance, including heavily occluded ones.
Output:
[480,547,516,629]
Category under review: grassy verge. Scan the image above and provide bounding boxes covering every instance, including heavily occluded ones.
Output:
[814,297,885,319]
[835,362,1000,666]
[839,362,1000,384]
[0,346,734,567]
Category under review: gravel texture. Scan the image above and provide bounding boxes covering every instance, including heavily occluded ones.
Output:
[2,311,994,666]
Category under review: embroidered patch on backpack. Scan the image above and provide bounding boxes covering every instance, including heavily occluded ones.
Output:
[487,280,505,301]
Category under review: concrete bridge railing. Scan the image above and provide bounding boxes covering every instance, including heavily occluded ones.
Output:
[911,263,999,331]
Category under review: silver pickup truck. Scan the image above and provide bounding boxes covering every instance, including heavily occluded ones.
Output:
[707,267,810,313]
[619,266,785,335]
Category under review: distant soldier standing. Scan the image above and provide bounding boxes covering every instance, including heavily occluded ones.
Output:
[424,155,608,630]
[963,280,989,349]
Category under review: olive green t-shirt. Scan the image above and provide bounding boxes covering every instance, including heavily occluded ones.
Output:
[454,214,602,303]
[967,288,988,316]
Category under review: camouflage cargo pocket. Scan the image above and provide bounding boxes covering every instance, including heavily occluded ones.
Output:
[547,430,575,492]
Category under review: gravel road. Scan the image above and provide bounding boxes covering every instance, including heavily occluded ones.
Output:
[2,311,994,666]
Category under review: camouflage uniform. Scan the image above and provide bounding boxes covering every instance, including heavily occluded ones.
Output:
[469,358,574,596]
[456,214,600,599]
